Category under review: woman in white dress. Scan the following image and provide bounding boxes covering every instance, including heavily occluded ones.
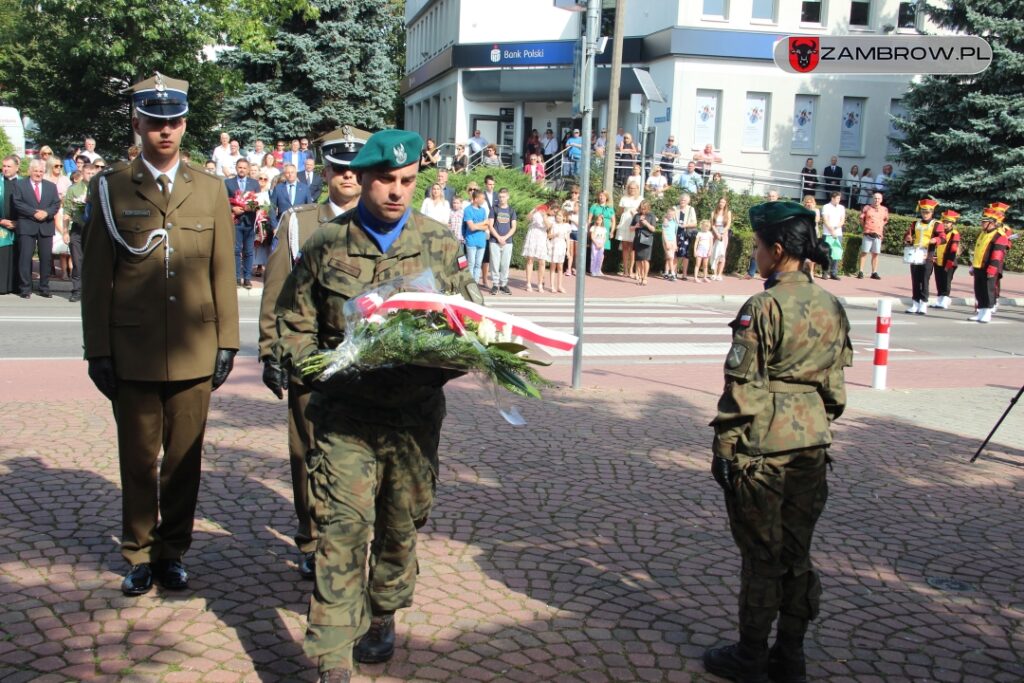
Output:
[420,183,451,224]
[47,160,72,278]
[261,153,281,186]
[710,196,733,280]
[615,180,642,279]
[522,204,552,292]
[252,172,274,271]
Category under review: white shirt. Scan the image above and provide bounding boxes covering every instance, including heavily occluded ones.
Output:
[820,202,846,236]
[420,197,451,224]
[210,144,232,176]
[874,173,890,190]
[542,136,559,155]
[646,174,668,192]
[218,153,243,177]
[80,150,100,163]
[140,154,180,193]
[246,149,266,167]
[468,136,488,153]
[328,200,348,218]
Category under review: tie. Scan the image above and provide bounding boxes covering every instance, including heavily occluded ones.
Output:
[33,182,41,202]
[289,184,295,204]
[158,174,171,200]
[307,172,312,184]
[239,178,247,193]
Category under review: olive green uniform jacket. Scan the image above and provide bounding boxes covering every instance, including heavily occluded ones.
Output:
[81,158,240,379]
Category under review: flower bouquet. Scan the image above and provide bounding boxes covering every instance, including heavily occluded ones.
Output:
[296,272,577,404]
[230,190,261,223]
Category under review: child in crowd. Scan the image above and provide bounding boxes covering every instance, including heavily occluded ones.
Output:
[522,204,552,292]
[589,214,608,277]
[548,209,572,293]
[694,219,714,282]
[448,195,464,242]
[661,206,679,280]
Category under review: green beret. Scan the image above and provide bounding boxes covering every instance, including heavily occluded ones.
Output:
[748,200,817,230]
[349,129,424,170]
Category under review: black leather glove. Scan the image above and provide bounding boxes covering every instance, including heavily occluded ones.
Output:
[711,455,733,494]
[212,349,236,391]
[87,357,117,401]
[262,358,289,399]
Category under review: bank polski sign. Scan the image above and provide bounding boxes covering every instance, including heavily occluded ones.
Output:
[774,35,992,75]
[459,41,575,68]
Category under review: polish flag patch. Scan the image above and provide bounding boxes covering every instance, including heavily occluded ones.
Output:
[738,314,752,327]
[457,255,468,270]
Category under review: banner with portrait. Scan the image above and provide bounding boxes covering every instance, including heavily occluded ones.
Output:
[839,97,865,154]
[693,90,719,149]
[742,92,769,150]
[791,95,816,151]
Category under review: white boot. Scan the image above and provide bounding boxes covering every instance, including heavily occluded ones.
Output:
[979,308,993,324]
[968,308,984,321]
[940,296,951,309]
[905,300,919,314]
[992,301,1000,313]
[917,300,927,315]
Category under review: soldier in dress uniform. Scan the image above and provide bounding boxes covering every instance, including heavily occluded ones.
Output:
[704,201,853,683]
[903,198,944,315]
[258,129,366,580]
[81,72,240,596]
[931,209,961,309]
[273,129,483,683]
[968,204,1012,324]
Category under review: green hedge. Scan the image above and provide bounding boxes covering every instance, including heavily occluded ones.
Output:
[414,174,1022,275]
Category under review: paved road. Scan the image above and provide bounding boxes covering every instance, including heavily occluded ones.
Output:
[4,293,1020,367]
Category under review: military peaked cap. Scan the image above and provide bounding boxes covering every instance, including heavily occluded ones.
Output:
[130,72,189,119]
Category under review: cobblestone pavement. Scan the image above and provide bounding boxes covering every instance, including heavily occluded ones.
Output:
[1,375,1022,682]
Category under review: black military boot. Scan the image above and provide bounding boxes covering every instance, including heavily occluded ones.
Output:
[353,613,395,664]
[703,638,770,683]
[766,641,807,683]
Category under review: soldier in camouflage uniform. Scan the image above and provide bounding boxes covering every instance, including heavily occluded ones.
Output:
[273,130,482,683]
[704,201,853,683]
[258,132,365,580]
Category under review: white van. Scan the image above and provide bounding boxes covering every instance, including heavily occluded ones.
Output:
[0,107,26,158]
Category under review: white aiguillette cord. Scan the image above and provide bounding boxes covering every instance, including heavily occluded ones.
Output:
[99,175,171,277]
[288,209,300,262]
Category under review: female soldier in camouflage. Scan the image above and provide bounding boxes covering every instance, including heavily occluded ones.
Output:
[704,201,853,683]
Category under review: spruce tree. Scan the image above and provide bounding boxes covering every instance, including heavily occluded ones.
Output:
[889,1,1024,214]
[223,0,402,143]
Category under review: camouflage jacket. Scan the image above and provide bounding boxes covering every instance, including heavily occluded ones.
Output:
[274,208,483,423]
[711,270,853,459]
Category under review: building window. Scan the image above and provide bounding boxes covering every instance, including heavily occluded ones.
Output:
[752,0,776,21]
[801,0,825,24]
[703,0,728,18]
[839,97,866,154]
[742,92,770,151]
[791,94,817,152]
[898,1,918,29]
[849,0,870,26]
[888,98,907,157]
[693,90,722,150]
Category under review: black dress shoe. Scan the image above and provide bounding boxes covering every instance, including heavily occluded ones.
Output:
[155,559,189,590]
[353,613,395,663]
[121,563,154,596]
[69,293,81,303]
[38,291,53,298]
[299,551,315,580]
[243,280,253,289]
[18,292,30,299]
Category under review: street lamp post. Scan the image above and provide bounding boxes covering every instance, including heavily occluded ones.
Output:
[570,0,601,389]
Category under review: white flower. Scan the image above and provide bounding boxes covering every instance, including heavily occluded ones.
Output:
[498,323,512,343]
[477,318,497,344]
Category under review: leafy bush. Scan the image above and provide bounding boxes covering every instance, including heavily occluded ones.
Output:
[0,128,13,160]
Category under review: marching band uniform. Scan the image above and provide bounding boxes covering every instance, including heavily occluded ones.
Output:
[931,209,960,309]
[903,198,944,315]
[968,205,1012,323]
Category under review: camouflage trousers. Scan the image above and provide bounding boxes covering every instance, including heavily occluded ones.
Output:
[303,413,440,672]
[725,447,829,643]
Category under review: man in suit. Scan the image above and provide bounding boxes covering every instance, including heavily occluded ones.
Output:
[81,71,240,597]
[12,158,61,298]
[822,155,843,202]
[225,158,258,288]
[0,155,19,295]
[299,157,324,201]
[270,164,313,230]
[283,139,308,170]
[436,168,455,207]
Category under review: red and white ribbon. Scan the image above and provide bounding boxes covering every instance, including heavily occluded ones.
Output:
[354,291,579,352]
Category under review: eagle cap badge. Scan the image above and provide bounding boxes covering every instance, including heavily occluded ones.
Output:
[393,143,407,165]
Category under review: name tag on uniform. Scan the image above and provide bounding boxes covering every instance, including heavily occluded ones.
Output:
[122,209,151,217]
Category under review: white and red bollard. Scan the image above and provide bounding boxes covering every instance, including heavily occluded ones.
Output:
[872,298,892,390]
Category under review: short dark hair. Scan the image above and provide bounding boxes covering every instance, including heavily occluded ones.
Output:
[830,191,841,199]
[485,175,495,183]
